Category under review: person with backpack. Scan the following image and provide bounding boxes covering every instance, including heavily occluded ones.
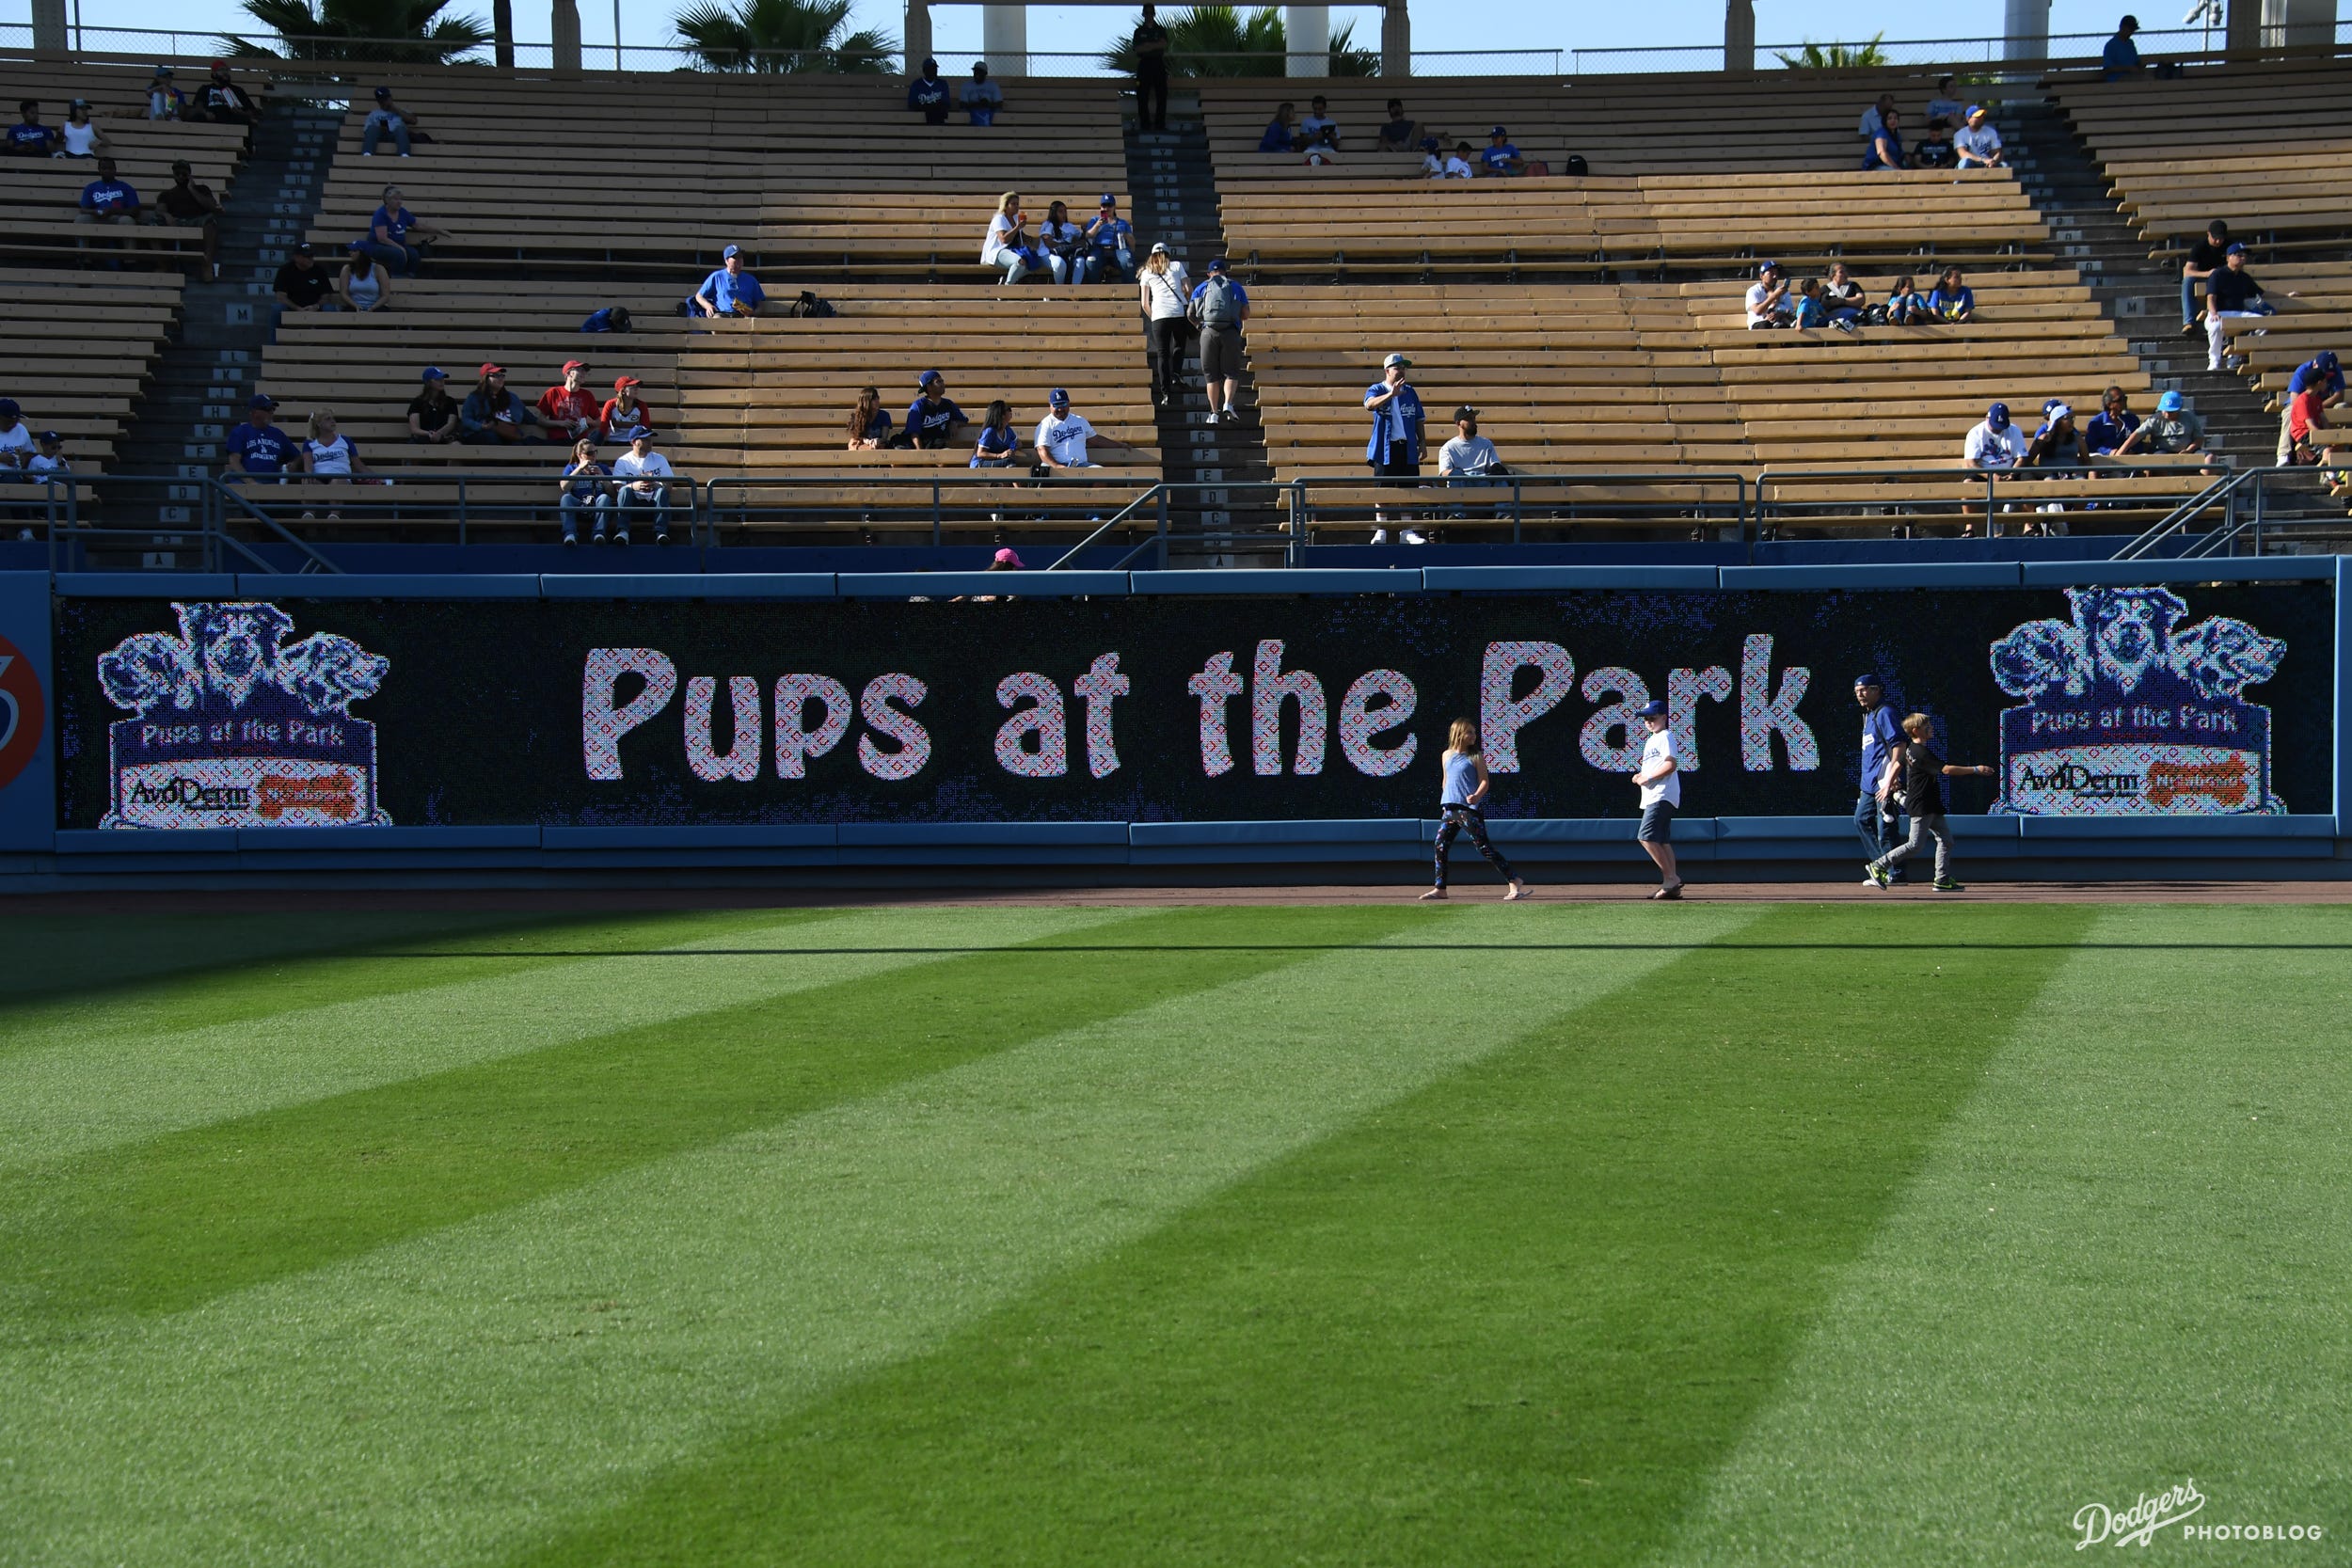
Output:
[1187,258,1248,424]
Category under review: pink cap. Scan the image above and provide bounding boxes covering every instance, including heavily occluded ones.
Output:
[993,547,1024,568]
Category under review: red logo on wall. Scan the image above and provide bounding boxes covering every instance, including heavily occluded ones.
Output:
[0,635,45,791]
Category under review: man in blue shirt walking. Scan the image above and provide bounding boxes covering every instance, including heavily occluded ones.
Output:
[1852,673,1907,883]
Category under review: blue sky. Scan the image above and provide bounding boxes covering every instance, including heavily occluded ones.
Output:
[47,0,2323,64]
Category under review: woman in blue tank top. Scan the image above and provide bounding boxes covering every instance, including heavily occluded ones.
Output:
[1423,718,1529,902]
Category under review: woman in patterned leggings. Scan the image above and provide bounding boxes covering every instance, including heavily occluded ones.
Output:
[1422,718,1531,902]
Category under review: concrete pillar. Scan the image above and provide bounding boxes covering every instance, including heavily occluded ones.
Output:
[1724,0,1755,73]
[982,6,1027,78]
[904,0,932,73]
[2226,0,2262,59]
[2263,0,2333,53]
[2001,0,2050,66]
[30,0,68,58]
[1380,0,1411,77]
[549,0,582,77]
[1286,4,1327,78]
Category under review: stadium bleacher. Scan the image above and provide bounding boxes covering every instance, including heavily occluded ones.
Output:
[0,264,185,477]
[0,61,241,270]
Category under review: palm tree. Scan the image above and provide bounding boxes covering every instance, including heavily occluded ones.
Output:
[1102,6,1377,77]
[224,0,491,64]
[672,0,897,72]
[1772,35,1889,69]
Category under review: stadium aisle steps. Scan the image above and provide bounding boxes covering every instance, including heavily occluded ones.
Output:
[109,99,346,567]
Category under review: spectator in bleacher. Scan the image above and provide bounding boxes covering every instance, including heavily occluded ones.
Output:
[961,62,1004,127]
[1744,261,1793,328]
[2085,386,2137,455]
[1792,277,1830,329]
[907,57,951,124]
[336,242,391,312]
[2116,388,2205,456]
[1038,200,1088,284]
[1438,405,1506,521]
[2204,243,2284,372]
[1863,108,1907,171]
[1823,261,1867,325]
[1088,195,1137,282]
[1929,267,1975,323]
[146,161,221,281]
[75,158,140,247]
[1301,96,1338,145]
[847,385,892,449]
[1885,273,1933,325]
[2103,15,2144,79]
[1036,388,1134,471]
[2178,218,2229,336]
[1963,402,2026,473]
[536,360,601,446]
[296,409,369,516]
[558,437,612,545]
[972,399,1022,467]
[361,87,421,157]
[2026,403,2086,469]
[611,430,675,544]
[57,100,106,159]
[1953,105,2005,168]
[601,375,655,442]
[407,367,460,443]
[1377,101,1419,150]
[2276,352,2343,463]
[1913,121,1956,170]
[147,66,185,121]
[1138,242,1191,405]
[2286,380,2335,467]
[27,429,69,485]
[1260,103,1300,153]
[1132,6,1171,132]
[363,186,445,277]
[1858,93,1895,143]
[193,61,261,128]
[907,371,970,448]
[460,364,543,444]
[1419,135,1446,177]
[272,244,337,331]
[981,193,1040,285]
[224,394,295,483]
[1445,141,1477,179]
[1303,126,1342,167]
[1481,127,1525,178]
[8,102,58,156]
[1925,77,1966,131]
[0,400,30,477]
[1365,352,1426,541]
[1189,257,1248,423]
[691,244,768,315]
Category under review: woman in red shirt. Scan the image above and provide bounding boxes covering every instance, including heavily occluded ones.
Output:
[599,375,655,444]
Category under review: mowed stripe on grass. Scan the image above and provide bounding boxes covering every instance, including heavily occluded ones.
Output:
[0,905,1126,1172]
[0,905,1748,1568]
[1648,905,2352,1566]
[507,904,2096,1568]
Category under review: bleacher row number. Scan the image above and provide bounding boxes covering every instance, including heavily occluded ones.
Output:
[216,350,250,364]
[1200,488,1228,504]
[2116,296,2146,317]
[195,424,224,441]
[156,508,191,526]
[224,305,254,327]
[272,203,307,216]
[1202,511,1230,528]
[167,484,200,502]
[2053,228,2083,242]
[2063,244,2091,257]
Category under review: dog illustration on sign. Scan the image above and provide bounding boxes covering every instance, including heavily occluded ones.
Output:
[1989,586,2286,816]
[95,602,391,829]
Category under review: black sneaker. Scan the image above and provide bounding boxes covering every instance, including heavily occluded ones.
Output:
[1932,878,1965,893]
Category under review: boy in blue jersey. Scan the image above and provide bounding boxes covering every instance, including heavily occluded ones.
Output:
[224,395,295,484]
[1481,127,1524,176]
[1086,195,1136,281]
[905,371,970,449]
[906,57,950,124]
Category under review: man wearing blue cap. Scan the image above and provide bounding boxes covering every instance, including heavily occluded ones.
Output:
[1085,196,1136,282]
[1481,127,1524,177]
[905,371,969,450]
[1189,258,1248,423]
[2203,243,2284,372]
[1953,105,2004,168]
[1964,402,2026,471]
[1632,699,1684,899]
[2276,351,2344,465]
[2116,389,2204,458]
[691,245,766,319]
[1745,261,1793,328]
[1852,674,1906,883]
[224,394,294,484]
[1034,388,1134,472]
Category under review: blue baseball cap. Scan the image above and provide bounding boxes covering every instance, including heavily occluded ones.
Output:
[0,398,16,417]
[1987,402,2010,429]
[1757,259,1780,274]
[2226,242,2247,255]
[249,393,278,410]
[1099,193,1117,206]
[1207,257,1229,273]
[1853,673,1883,688]
[1421,135,1438,150]
[373,86,391,98]
[1637,699,1669,719]
[1965,103,1986,119]
[918,369,943,388]
[2158,389,2184,412]
[1048,387,1070,405]
[1489,125,1508,137]
[722,243,740,259]
[420,366,445,381]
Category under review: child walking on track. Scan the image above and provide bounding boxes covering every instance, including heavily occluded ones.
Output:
[1422,719,1531,902]
[1865,712,1994,893]
[1633,698,1686,899]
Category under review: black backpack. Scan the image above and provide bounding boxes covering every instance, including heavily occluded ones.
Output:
[786,290,837,319]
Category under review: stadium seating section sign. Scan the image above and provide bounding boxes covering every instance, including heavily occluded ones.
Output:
[50,585,2335,829]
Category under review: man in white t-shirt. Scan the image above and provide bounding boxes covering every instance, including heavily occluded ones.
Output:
[1963,402,2026,470]
[1744,261,1793,328]
[1442,141,1476,180]
[1034,388,1135,471]
[1952,105,2005,167]
[1632,698,1683,898]
[611,430,675,545]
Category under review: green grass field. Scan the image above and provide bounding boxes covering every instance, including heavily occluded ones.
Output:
[2,900,2346,1565]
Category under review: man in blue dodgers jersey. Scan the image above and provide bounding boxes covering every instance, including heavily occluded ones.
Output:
[224,394,296,484]
[1365,352,1426,544]
[1086,195,1136,282]
[905,370,970,449]
[1852,673,1907,884]
[1480,127,1525,176]
[906,57,950,124]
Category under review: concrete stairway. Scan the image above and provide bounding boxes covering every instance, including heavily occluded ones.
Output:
[107,99,344,569]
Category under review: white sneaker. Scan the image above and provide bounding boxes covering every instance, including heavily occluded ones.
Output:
[1401,529,1428,545]
[1370,529,1389,544]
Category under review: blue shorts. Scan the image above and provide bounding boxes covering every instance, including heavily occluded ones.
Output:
[1637,800,1676,843]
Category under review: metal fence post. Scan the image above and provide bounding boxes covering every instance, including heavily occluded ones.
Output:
[932,481,942,547]
[1511,477,1522,544]
[456,477,468,548]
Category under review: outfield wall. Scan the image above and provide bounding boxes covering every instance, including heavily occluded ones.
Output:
[2,562,2347,881]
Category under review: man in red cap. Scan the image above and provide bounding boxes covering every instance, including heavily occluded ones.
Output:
[535,360,600,446]
[193,61,260,128]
